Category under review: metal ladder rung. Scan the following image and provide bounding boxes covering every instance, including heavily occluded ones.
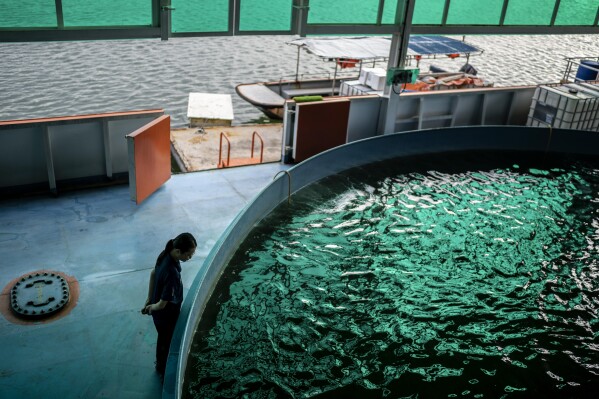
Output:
[218,131,264,168]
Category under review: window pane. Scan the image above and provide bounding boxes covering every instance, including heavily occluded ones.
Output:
[382,0,399,24]
[62,0,151,27]
[504,0,555,25]
[239,0,292,31]
[308,0,380,24]
[446,0,504,25]
[413,0,446,25]
[555,0,598,25]
[0,0,56,28]
[172,0,229,33]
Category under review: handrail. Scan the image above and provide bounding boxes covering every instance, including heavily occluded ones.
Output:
[561,56,599,83]
[275,72,358,95]
[278,71,360,83]
[251,131,264,163]
[218,132,231,168]
[279,72,332,83]
[218,131,264,169]
[273,170,292,204]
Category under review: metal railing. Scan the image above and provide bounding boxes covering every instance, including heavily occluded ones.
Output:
[273,170,292,204]
[561,56,599,83]
[274,71,358,93]
[218,132,231,168]
[218,131,264,168]
[251,131,264,163]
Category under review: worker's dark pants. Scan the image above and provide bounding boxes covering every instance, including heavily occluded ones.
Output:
[153,311,179,375]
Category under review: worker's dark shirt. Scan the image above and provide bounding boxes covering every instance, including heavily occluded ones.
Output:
[151,253,183,322]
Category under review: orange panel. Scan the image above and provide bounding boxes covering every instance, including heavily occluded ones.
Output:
[294,100,350,163]
[128,115,171,204]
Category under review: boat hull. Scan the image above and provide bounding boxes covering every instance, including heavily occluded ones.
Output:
[257,106,285,120]
[235,78,349,120]
[236,72,491,120]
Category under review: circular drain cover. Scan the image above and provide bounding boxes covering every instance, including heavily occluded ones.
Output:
[10,272,70,318]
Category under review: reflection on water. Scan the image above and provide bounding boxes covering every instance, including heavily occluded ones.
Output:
[186,151,599,398]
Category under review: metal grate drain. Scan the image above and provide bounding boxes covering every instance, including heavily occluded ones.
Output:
[10,272,70,318]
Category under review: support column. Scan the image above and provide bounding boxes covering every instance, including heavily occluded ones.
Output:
[160,0,172,41]
[292,0,310,37]
[152,0,160,27]
[382,0,416,134]
[102,120,113,179]
[55,0,64,28]
[43,126,57,195]
[231,0,239,35]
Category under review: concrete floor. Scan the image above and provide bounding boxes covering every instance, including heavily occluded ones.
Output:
[0,162,289,399]
[171,124,284,172]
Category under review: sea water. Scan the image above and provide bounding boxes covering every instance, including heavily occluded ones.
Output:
[185,151,599,398]
[1,2,598,127]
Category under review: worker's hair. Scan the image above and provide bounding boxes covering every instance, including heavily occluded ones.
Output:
[156,232,197,265]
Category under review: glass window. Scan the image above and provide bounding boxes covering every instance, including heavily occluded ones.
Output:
[62,0,151,27]
[382,0,399,24]
[446,0,504,25]
[504,0,555,25]
[413,0,447,25]
[239,0,292,31]
[172,0,229,33]
[0,0,57,28]
[555,0,598,25]
[308,0,380,24]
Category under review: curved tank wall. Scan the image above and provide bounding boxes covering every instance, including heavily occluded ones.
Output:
[162,125,599,398]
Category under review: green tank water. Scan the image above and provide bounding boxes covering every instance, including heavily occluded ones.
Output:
[185,151,599,398]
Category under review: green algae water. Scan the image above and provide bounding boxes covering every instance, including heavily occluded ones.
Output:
[186,151,599,398]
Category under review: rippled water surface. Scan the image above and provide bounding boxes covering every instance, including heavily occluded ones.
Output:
[186,151,599,398]
[2,34,598,127]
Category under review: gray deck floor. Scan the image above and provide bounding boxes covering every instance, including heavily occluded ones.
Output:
[0,162,290,399]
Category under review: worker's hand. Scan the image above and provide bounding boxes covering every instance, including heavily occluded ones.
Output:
[141,298,151,314]
[141,304,152,315]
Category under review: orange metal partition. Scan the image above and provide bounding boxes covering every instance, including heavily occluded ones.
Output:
[293,100,350,163]
[127,115,171,204]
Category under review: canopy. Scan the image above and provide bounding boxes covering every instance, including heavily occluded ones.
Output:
[287,36,392,60]
[287,35,483,60]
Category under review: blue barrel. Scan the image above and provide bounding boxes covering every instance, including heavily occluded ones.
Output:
[575,60,599,81]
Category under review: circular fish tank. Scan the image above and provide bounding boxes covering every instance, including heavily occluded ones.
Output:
[164,127,599,398]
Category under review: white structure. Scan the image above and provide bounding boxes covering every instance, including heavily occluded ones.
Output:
[187,93,234,127]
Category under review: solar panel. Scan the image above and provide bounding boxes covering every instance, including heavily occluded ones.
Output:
[288,35,482,61]
[408,36,481,56]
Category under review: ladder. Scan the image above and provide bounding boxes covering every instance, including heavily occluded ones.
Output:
[218,131,264,168]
